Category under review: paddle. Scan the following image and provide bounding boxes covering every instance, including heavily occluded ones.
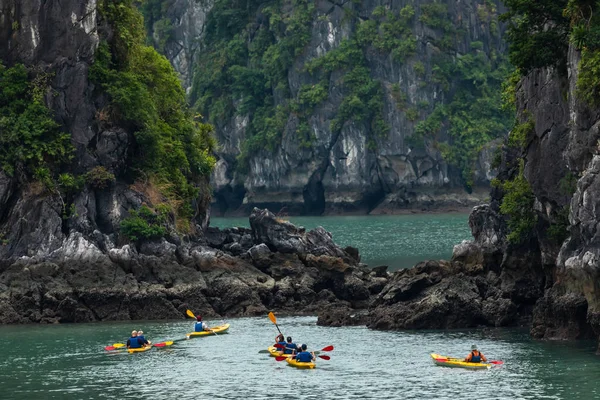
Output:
[268,312,283,336]
[274,345,334,361]
[275,355,330,361]
[153,341,174,348]
[275,344,334,352]
[104,343,127,351]
[186,309,218,336]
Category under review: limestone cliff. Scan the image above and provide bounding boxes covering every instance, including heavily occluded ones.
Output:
[146,0,511,215]
[317,1,600,351]
[0,1,385,324]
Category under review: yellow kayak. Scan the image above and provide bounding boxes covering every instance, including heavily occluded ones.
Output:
[268,346,286,357]
[431,353,491,370]
[186,323,230,338]
[286,357,316,369]
[127,345,152,354]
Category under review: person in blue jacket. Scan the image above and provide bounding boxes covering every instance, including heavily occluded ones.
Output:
[295,344,315,363]
[284,336,298,354]
[195,316,209,332]
[126,330,143,349]
[137,330,151,345]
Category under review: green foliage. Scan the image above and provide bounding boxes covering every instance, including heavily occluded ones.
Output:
[491,145,502,169]
[58,173,84,193]
[500,0,569,72]
[391,83,407,109]
[298,83,329,109]
[414,46,513,188]
[0,63,71,177]
[419,2,454,32]
[92,0,216,213]
[414,61,426,76]
[190,0,315,169]
[406,107,419,122]
[120,205,167,241]
[358,5,416,63]
[304,37,389,146]
[498,160,537,244]
[140,0,174,51]
[508,117,534,149]
[501,68,521,112]
[86,166,116,189]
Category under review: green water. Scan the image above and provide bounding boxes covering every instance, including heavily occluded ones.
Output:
[1,317,599,399]
[211,213,472,269]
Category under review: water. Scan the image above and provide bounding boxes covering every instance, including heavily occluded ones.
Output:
[211,213,472,270]
[1,316,599,399]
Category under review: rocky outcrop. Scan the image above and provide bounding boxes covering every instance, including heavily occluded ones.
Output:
[0,208,388,323]
[321,11,600,352]
[151,0,508,215]
[318,205,540,330]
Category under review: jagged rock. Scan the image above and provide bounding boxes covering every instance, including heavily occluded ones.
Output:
[371,265,389,278]
[316,304,369,327]
[250,208,306,253]
[0,207,383,323]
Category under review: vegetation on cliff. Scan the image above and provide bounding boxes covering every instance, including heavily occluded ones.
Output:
[502,0,600,105]
[0,64,72,180]
[498,0,600,243]
[155,0,513,188]
[92,0,216,230]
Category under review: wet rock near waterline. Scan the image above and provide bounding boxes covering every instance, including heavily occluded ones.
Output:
[0,209,386,324]
[316,304,370,327]
[317,226,543,331]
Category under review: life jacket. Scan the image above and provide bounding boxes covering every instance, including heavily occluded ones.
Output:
[138,335,148,344]
[284,343,297,354]
[194,322,205,332]
[128,337,141,349]
[296,351,313,363]
[276,341,287,351]
[470,351,482,363]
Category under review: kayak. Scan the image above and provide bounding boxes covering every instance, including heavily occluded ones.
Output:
[186,323,230,338]
[127,345,152,354]
[268,346,286,357]
[430,353,491,370]
[286,357,316,369]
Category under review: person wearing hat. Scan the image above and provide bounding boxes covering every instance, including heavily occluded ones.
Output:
[294,344,315,363]
[465,345,487,363]
[126,330,143,349]
[137,330,151,345]
[194,315,210,332]
[283,336,298,355]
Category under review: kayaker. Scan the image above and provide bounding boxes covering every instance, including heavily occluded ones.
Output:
[284,336,298,354]
[294,344,315,363]
[137,330,151,345]
[275,334,286,352]
[126,330,143,349]
[194,316,209,332]
[464,345,487,363]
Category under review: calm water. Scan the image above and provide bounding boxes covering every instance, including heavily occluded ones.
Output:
[1,316,599,399]
[211,214,472,269]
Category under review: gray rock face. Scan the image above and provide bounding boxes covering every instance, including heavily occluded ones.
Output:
[321,32,600,349]
[157,0,506,215]
[0,210,387,323]
[0,2,386,324]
